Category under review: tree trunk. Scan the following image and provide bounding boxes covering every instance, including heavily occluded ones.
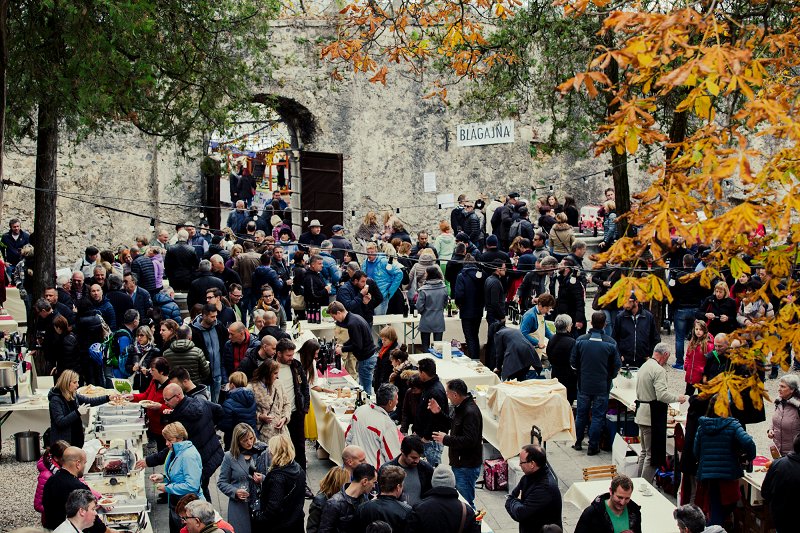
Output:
[0,0,8,224]
[32,98,58,301]
[603,32,630,235]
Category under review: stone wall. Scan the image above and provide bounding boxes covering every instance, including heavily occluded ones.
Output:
[259,19,651,235]
[2,129,200,266]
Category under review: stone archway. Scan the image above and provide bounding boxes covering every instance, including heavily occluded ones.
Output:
[251,94,318,149]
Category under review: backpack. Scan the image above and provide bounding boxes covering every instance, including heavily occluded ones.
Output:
[88,316,114,367]
[110,329,133,377]
[508,219,523,240]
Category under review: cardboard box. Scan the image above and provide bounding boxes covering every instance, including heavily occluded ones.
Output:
[612,434,641,477]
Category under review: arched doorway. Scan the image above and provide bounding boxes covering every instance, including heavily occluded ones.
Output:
[205,95,343,236]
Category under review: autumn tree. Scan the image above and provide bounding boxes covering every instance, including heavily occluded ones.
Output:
[5,0,279,300]
[558,0,800,415]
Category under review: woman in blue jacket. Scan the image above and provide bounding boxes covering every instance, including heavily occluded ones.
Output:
[149,422,204,533]
[694,398,756,526]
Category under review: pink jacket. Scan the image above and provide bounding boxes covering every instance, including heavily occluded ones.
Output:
[684,334,714,385]
[34,454,58,514]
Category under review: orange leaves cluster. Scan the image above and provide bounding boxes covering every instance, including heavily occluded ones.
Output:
[570,2,800,415]
[320,0,521,94]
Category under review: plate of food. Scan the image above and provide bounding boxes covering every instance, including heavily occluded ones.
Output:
[78,384,112,398]
[98,497,117,509]
[138,400,161,409]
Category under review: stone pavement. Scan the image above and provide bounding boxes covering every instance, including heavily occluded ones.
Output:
[144,327,785,533]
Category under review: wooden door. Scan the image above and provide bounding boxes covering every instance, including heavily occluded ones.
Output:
[299,151,344,232]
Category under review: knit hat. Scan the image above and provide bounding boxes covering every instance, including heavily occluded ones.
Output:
[431,465,456,488]
[270,215,282,226]
[455,232,470,243]
[486,235,499,248]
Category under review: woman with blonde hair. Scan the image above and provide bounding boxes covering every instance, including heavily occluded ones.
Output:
[307,466,350,533]
[253,434,305,533]
[250,360,291,442]
[225,243,244,269]
[356,211,382,242]
[381,210,399,241]
[696,281,738,335]
[218,422,267,533]
[549,211,575,260]
[149,422,203,533]
[48,369,117,448]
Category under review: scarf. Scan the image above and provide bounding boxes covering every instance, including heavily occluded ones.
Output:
[378,342,394,360]
[233,331,251,370]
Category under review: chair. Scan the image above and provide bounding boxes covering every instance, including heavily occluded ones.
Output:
[582,464,617,481]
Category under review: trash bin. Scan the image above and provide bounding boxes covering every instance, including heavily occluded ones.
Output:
[14,431,41,462]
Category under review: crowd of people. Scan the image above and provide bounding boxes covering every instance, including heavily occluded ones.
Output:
[2,181,799,533]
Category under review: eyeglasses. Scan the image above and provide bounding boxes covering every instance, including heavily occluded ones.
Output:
[181,516,200,523]
[519,458,536,465]
[163,394,177,403]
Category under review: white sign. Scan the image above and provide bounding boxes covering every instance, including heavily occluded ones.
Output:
[423,171,437,192]
[437,193,456,209]
[456,119,515,147]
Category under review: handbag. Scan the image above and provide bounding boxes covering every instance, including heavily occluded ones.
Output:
[290,291,305,311]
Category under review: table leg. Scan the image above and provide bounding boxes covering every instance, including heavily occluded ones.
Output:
[0,411,12,455]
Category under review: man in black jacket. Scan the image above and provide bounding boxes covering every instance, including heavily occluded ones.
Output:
[413,357,450,466]
[136,383,223,501]
[555,257,587,337]
[336,270,383,326]
[238,334,276,379]
[430,378,483,509]
[381,436,433,506]
[505,445,562,533]
[613,292,660,368]
[106,274,136,329]
[669,253,705,369]
[358,465,412,533]
[164,229,199,291]
[42,447,110,533]
[575,474,642,533]
[408,465,480,533]
[187,260,227,309]
[209,254,242,292]
[305,254,331,313]
[484,258,507,369]
[329,301,378,394]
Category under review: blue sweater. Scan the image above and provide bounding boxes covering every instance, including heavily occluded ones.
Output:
[694,416,756,481]
[364,255,403,300]
[519,306,553,348]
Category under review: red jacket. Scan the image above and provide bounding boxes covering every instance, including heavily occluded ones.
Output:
[133,378,168,436]
[685,334,714,385]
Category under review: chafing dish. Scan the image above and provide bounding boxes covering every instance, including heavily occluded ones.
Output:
[98,404,144,417]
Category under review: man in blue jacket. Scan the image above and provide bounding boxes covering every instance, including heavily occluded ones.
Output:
[570,311,621,455]
[363,242,402,316]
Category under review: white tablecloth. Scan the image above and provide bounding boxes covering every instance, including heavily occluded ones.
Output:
[564,477,676,532]
[310,374,360,466]
[482,380,575,458]
[409,353,500,390]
